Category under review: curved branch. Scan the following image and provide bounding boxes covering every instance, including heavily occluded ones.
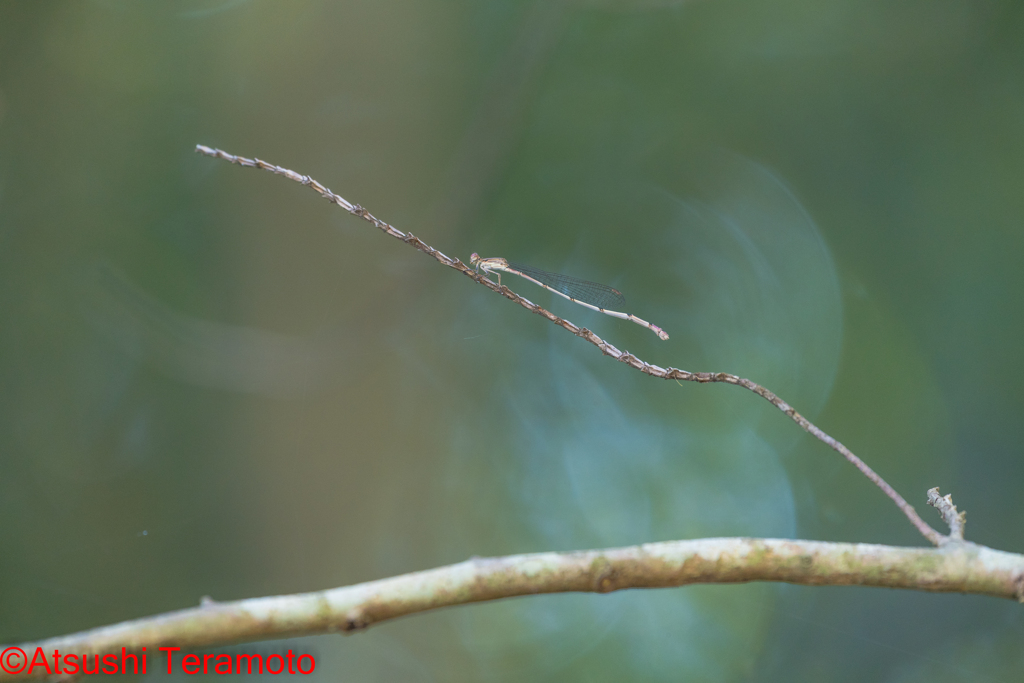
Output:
[193,145,945,546]
[3,537,1022,681]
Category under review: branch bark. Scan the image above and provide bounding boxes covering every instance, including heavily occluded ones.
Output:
[3,537,1021,681]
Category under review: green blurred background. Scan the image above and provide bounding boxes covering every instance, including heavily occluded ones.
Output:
[2,1,1023,681]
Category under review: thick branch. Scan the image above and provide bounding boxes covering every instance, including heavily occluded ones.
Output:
[193,144,945,546]
[3,537,1021,680]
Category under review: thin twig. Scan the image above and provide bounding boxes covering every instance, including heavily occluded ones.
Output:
[3,536,1021,681]
[193,144,946,547]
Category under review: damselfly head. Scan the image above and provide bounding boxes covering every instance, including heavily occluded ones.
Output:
[469,253,481,268]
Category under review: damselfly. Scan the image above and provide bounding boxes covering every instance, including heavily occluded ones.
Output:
[469,254,669,340]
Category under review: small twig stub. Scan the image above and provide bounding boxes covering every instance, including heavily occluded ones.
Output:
[927,487,966,541]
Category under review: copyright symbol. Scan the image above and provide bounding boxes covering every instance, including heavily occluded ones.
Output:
[1,647,27,674]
